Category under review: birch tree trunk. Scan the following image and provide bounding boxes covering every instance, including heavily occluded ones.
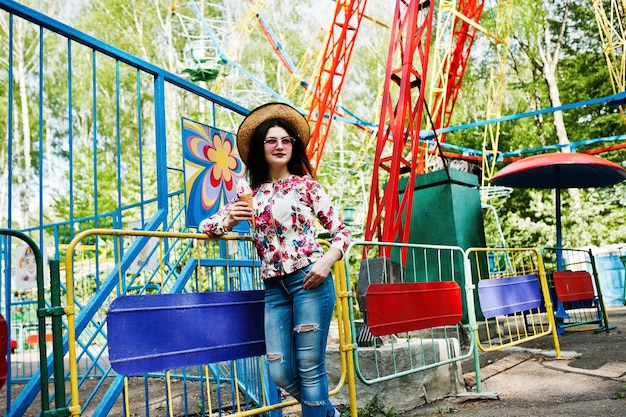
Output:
[537,0,571,151]
[13,19,33,229]
[537,0,580,203]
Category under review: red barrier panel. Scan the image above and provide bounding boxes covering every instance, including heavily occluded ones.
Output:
[365,282,462,336]
[0,314,7,390]
[553,271,595,302]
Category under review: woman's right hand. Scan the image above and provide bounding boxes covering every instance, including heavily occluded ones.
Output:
[226,201,254,229]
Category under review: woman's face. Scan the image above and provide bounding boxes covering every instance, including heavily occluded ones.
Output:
[263,126,293,170]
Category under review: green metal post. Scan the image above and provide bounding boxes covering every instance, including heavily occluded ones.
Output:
[46,260,69,415]
[0,229,49,410]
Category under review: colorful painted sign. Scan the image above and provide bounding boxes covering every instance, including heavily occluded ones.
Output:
[182,118,247,231]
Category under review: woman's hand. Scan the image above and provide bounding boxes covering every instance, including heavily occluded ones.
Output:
[226,201,254,230]
[304,248,342,289]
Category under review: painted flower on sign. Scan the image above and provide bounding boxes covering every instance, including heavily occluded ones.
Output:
[182,118,246,228]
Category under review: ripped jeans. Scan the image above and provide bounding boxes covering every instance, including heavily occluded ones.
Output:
[263,264,337,417]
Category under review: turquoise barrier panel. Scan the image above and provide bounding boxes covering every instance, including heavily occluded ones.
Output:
[595,254,625,305]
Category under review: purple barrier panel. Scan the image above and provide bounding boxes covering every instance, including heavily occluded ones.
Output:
[107,291,265,375]
[477,275,542,319]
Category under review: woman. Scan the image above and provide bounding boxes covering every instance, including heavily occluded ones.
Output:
[199,102,351,417]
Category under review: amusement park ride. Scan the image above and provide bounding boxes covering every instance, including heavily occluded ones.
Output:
[172,0,626,246]
[3,2,626,415]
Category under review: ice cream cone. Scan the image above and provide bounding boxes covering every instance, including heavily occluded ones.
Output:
[239,194,255,227]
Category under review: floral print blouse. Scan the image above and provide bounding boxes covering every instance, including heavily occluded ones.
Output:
[198,175,351,279]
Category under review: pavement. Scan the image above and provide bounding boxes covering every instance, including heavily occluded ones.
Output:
[408,304,626,416]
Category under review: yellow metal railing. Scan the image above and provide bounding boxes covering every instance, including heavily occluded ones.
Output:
[64,229,357,417]
[466,247,561,357]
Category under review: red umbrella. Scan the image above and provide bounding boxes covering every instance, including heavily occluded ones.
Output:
[490,152,626,252]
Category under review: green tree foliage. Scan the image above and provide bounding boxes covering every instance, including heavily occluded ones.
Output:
[10,0,626,251]
[0,0,71,228]
[471,0,626,249]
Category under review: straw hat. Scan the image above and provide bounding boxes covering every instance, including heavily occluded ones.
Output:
[236,102,310,165]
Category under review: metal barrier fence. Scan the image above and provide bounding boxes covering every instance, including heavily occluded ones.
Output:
[0,2,252,411]
[2,226,575,416]
[62,229,357,417]
[0,193,191,416]
[542,247,610,333]
[466,247,561,357]
[345,240,482,392]
[0,0,249,244]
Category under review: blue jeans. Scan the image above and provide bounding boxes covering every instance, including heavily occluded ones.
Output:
[263,264,337,417]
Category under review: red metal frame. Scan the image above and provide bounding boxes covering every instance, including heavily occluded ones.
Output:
[256,1,485,246]
[429,0,485,135]
[364,0,436,248]
[305,0,368,172]
[258,0,486,245]
[363,0,486,247]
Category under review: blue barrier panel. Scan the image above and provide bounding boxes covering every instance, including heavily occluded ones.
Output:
[477,274,542,319]
[107,291,265,375]
[595,254,625,305]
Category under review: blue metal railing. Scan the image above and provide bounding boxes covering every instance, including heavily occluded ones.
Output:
[0,1,255,415]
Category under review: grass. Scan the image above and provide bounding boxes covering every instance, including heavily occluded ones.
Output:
[340,394,399,417]
[436,404,459,414]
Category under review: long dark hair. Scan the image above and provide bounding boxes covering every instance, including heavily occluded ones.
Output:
[246,118,314,188]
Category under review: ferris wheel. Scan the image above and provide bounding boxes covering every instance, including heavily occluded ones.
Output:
[171,0,281,106]
[171,0,515,244]
[172,0,626,245]
[171,1,231,83]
